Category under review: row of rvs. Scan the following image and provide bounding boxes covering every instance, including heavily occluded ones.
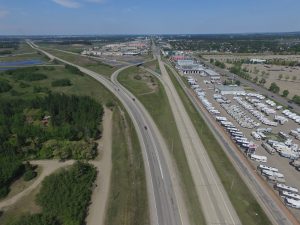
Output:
[258,164,300,208]
[215,116,257,153]
[221,104,260,129]
[282,109,300,125]
[187,77,221,116]
[237,97,278,126]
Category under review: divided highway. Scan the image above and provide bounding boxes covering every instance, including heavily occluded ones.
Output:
[144,51,241,224]
[26,41,188,225]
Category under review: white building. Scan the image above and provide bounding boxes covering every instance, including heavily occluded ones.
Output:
[215,85,245,95]
[202,69,220,77]
[250,59,267,64]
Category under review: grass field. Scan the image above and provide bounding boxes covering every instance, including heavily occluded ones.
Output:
[105,107,149,225]
[143,59,161,74]
[166,66,272,225]
[118,66,206,225]
[42,49,118,77]
[0,66,114,105]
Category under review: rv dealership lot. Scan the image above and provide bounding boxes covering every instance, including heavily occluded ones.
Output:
[182,67,300,219]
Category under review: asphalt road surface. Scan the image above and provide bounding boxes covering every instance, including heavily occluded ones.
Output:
[27,40,188,225]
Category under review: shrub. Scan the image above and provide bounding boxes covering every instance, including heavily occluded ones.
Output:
[51,79,72,87]
[0,80,12,93]
[134,74,142,80]
[19,82,30,88]
[23,169,37,181]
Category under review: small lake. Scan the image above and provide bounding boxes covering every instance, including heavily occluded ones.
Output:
[0,60,44,69]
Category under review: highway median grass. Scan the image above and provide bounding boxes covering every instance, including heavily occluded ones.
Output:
[42,49,118,78]
[118,66,206,225]
[166,65,272,225]
[105,106,149,225]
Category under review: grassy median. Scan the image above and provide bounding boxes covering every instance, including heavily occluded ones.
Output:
[118,66,206,225]
[43,49,118,78]
[105,107,149,225]
[166,66,272,225]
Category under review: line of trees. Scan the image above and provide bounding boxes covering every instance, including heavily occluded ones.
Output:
[9,162,97,225]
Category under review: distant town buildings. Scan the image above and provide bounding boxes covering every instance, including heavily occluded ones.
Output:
[81,39,150,57]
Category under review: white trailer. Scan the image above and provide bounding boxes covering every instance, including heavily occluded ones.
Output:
[262,170,284,178]
[250,154,267,163]
[251,131,261,140]
[280,191,300,201]
[267,176,286,184]
[262,142,276,155]
[285,198,300,209]
[257,164,278,172]
[274,183,299,193]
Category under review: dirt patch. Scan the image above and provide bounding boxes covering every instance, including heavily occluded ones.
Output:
[0,185,42,225]
[86,108,113,225]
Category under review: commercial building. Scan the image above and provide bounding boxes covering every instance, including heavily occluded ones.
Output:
[250,59,267,64]
[215,85,245,95]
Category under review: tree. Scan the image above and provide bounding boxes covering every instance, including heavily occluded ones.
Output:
[278,74,283,80]
[282,90,289,97]
[259,78,266,86]
[292,76,297,81]
[269,82,280,93]
[253,76,259,83]
[285,75,290,80]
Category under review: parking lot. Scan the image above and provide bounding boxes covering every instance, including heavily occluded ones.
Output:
[186,72,300,219]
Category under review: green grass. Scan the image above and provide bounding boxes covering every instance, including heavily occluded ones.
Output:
[166,65,272,225]
[0,66,114,104]
[143,59,161,74]
[105,107,149,225]
[43,49,118,77]
[118,66,206,225]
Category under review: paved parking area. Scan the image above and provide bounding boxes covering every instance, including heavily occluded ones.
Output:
[188,73,300,219]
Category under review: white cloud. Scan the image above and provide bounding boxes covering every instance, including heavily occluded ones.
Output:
[52,0,81,8]
[0,9,9,18]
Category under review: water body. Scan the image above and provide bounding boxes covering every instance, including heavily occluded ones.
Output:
[0,59,44,69]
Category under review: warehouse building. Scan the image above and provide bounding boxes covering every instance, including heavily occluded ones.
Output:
[215,85,245,95]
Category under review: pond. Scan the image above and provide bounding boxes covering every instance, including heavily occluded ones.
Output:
[0,59,44,69]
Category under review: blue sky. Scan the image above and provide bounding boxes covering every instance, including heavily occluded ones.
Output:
[0,0,300,35]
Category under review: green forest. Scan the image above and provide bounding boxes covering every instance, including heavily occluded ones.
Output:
[9,162,97,225]
[0,93,103,198]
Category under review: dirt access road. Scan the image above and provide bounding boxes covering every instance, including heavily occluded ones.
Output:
[86,108,113,225]
[0,160,75,211]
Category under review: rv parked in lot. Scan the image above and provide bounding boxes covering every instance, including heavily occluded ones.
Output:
[262,170,284,178]
[274,183,299,193]
[291,160,300,168]
[267,176,286,184]
[250,154,267,163]
[285,198,300,209]
[280,191,300,201]
[262,142,276,154]
[257,164,278,172]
